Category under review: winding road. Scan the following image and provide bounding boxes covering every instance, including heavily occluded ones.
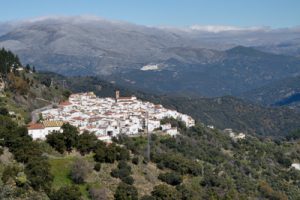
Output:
[31,98,57,123]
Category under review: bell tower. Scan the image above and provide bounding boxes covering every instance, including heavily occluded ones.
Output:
[115,90,120,102]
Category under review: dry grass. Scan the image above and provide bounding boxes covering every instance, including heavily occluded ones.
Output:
[131,159,165,198]
[49,153,168,200]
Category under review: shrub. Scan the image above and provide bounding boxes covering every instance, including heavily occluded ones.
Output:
[158,172,182,186]
[1,165,21,184]
[111,168,131,179]
[76,131,97,155]
[114,182,138,200]
[132,157,139,165]
[70,158,93,184]
[140,195,155,200]
[94,163,101,172]
[118,160,131,172]
[46,131,66,154]
[25,157,53,192]
[116,147,130,161]
[151,184,182,200]
[50,185,82,200]
[93,147,105,163]
[0,107,9,116]
[89,187,109,200]
[121,176,134,185]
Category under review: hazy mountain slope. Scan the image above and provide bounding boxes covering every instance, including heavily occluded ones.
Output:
[1,17,300,97]
[255,37,300,57]
[105,46,300,96]
[241,76,300,110]
[156,96,300,137]
[0,17,206,75]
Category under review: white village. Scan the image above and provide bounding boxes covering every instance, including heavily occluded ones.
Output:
[27,91,195,142]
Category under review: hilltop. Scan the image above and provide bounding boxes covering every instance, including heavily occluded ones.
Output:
[41,72,300,137]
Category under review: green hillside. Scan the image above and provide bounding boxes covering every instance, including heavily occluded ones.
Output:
[1,113,299,200]
[0,49,69,124]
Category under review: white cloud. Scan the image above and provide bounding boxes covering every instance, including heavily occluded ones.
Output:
[189,25,270,33]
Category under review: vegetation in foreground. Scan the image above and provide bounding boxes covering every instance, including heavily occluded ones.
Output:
[1,112,299,199]
[1,49,300,199]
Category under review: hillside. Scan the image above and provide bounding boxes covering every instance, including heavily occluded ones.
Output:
[1,113,299,200]
[103,46,300,96]
[152,96,300,137]
[241,76,300,110]
[1,52,300,200]
[41,73,300,137]
[0,49,69,123]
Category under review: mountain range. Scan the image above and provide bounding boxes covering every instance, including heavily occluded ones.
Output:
[0,16,300,102]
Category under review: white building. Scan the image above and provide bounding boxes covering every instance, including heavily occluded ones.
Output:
[291,163,300,171]
[166,128,178,137]
[28,121,63,140]
[35,91,195,141]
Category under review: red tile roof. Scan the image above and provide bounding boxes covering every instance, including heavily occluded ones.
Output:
[27,123,45,130]
[72,116,84,121]
[59,101,72,106]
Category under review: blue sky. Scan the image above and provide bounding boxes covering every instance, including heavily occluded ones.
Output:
[0,0,299,28]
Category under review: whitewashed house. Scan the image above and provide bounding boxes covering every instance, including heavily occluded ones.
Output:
[161,123,172,131]
[166,127,178,137]
[28,121,63,140]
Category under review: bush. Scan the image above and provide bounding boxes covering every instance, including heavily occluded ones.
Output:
[76,131,97,155]
[153,153,202,175]
[111,168,131,179]
[46,131,66,154]
[151,184,182,200]
[158,172,182,186]
[94,162,101,172]
[105,145,117,163]
[116,147,130,161]
[132,157,139,165]
[121,176,134,185]
[111,161,134,185]
[259,181,288,200]
[1,165,21,184]
[0,107,9,116]
[89,187,109,200]
[114,182,138,200]
[50,185,82,200]
[140,195,155,200]
[61,123,79,152]
[25,157,53,192]
[118,160,131,172]
[94,147,105,163]
[70,158,93,184]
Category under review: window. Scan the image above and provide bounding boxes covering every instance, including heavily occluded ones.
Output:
[107,131,113,136]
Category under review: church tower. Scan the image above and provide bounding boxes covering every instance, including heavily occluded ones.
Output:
[115,90,120,102]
